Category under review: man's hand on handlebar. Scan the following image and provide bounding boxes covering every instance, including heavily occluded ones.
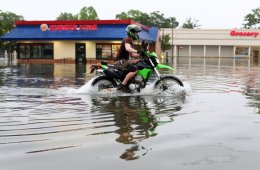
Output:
[137,50,148,57]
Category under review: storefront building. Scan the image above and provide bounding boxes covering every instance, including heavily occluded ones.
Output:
[2,21,260,65]
[0,20,160,64]
[162,29,260,64]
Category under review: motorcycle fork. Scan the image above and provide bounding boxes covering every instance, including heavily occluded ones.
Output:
[149,58,161,80]
[149,58,167,90]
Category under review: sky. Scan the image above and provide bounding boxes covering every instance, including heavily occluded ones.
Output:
[1,0,259,29]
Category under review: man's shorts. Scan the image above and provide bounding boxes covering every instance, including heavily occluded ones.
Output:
[114,59,138,72]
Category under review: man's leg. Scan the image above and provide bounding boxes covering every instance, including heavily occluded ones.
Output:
[117,70,137,91]
[117,61,138,91]
[122,71,138,85]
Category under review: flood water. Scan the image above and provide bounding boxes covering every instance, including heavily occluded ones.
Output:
[1,58,260,170]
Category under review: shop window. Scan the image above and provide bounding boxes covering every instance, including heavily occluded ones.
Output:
[96,43,120,60]
[235,47,249,56]
[42,44,54,59]
[112,44,120,59]
[32,45,42,58]
[18,43,53,59]
[19,44,30,58]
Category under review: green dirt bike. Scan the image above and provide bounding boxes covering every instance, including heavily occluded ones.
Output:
[89,51,184,93]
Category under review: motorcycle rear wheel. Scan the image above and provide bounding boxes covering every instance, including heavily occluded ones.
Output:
[91,76,117,92]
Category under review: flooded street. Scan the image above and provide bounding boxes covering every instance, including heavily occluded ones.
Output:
[1,58,260,170]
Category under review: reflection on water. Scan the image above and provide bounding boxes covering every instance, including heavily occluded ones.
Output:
[89,95,185,160]
[0,88,185,160]
[0,62,87,88]
[1,57,260,169]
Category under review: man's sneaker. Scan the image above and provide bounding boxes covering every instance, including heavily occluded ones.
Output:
[117,83,130,93]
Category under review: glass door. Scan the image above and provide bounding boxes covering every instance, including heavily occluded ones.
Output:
[75,43,86,64]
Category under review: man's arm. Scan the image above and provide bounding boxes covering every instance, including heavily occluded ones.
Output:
[125,43,140,58]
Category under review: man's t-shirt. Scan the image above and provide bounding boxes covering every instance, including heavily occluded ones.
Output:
[115,37,133,61]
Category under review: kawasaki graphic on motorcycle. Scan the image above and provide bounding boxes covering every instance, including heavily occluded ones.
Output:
[89,51,184,93]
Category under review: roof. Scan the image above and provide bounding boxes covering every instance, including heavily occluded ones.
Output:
[0,20,158,42]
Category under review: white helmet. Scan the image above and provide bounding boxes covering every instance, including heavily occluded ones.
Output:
[126,24,142,40]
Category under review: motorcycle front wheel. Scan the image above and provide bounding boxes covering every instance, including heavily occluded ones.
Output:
[91,76,117,92]
[154,75,184,92]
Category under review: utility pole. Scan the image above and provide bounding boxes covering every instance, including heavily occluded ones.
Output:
[171,22,174,63]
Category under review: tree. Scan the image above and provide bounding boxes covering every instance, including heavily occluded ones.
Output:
[79,6,99,20]
[163,17,179,28]
[115,10,178,28]
[182,17,201,29]
[243,8,260,29]
[161,34,171,52]
[57,6,99,20]
[150,11,166,27]
[0,11,24,57]
[57,12,78,20]
[116,10,151,26]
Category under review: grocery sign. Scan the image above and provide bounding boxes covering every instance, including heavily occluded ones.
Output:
[230,30,259,38]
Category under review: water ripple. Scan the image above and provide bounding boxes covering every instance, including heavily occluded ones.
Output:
[1,62,260,168]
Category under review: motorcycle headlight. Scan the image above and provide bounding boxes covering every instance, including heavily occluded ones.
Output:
[156,58,160,64]
[151,57,159,66]
[149,52,160,65]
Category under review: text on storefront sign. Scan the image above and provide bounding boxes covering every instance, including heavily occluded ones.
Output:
[49,25,97,31]
[230,30,259,38]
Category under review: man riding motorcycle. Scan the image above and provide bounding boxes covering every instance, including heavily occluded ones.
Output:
[114,24,145,92]
[89,25,184,94]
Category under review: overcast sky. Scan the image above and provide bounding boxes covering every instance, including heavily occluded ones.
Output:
[1,0,259,29]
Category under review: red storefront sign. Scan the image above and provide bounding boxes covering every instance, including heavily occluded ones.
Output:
[49,24,97,31]
[230,30,259,38]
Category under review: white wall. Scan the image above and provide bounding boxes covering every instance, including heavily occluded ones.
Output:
[206,46,219,57]
[85,41,96,59]
[54,41,75,59]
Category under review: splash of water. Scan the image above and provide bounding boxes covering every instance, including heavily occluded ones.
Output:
[76,77,96,94]
[141,81,191,97]
[74,78,191,97]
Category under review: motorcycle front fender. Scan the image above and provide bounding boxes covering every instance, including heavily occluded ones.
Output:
[156,64,175,71]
